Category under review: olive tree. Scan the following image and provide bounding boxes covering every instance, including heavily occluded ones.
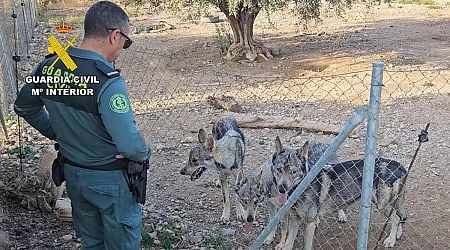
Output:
[127,0,351,61]
[206,0,351,61]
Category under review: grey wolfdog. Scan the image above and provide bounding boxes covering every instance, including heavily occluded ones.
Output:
[180,116,246,222]
[235,136,341,246]
[269,137,407,250]
[236,136,407,249]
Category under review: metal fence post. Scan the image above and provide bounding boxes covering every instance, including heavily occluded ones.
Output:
[249,106,368,250]
[357,61,384,250]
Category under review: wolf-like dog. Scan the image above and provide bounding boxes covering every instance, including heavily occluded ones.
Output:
[269,138,407,250]
[235,137,342,246]
[180,116,246,222]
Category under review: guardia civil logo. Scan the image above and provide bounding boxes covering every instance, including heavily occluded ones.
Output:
[48,22,78,71]
[110,94,129,113]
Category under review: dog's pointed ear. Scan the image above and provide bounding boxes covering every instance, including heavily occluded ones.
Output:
[236,170,247,186]
[205,137,215,152]
[198,128,207,143]
[297,141,310,171]
[275,136,283,154]
[253,168,263,185]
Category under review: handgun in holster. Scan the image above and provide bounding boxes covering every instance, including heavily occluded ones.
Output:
[124,159,150,205]
[51,143,65,187]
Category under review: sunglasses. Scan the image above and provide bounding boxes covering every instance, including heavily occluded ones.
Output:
[108,28,133,49]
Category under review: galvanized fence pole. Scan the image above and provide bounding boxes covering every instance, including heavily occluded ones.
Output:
[249,105,368,250]
[356,61,384,250]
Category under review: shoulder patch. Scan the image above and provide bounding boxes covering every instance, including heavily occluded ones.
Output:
[109,93,129,113]
[96,61,120,78]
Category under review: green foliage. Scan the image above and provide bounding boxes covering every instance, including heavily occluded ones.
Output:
[6,113,15,122]
[40,0,62,7]
[397,0,436,5]
[214,23,232,55]
[158,229,179,249]
[121,0,144,6]
[140,223,181,250]
[204,234,231,249]
[123,0,353,24]
[292,0,321,22]
[141,228,155,247]
[8,146,36,160]
[123,0,357,35]
[426,4,441,8]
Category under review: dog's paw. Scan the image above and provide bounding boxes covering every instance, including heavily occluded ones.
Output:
[275,242,285,250]
[220,214,230,223]
[236,212,245,221]
[383,235,397,248]
[263,236,274,245]
[338,209,347,223]
[215,179,221,188]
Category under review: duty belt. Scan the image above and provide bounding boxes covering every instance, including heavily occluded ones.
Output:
[62,154,129,171]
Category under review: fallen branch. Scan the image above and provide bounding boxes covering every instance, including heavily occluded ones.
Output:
[148,21,175,33]
[207,95,242,113]
[224,113,348,136]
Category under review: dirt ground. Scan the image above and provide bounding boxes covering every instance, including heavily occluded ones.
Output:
[0,1,449,249]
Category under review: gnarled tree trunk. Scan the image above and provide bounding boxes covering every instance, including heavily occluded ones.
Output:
[217,1,273,62]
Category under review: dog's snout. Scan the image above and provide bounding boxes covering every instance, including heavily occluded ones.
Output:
[247,215,254,223]
[278,183,288,194]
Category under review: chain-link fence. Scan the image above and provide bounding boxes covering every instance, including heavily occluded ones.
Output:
[0,1,449,249]
[0,0,39,131]
[110,32,449,248]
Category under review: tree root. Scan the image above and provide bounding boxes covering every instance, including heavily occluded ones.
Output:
[225,41,273,62]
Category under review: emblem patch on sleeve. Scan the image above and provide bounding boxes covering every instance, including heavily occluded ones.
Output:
[109,93,129,113]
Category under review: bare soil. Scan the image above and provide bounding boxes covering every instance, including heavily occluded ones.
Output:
[1,2,449,250]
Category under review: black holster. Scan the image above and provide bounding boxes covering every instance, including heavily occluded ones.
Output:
[51,144,65,187]
[124,159,149,205]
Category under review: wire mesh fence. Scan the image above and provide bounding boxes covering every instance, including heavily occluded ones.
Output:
[114,36,449,248]
[0,2,449,249]
[0,0,39,127]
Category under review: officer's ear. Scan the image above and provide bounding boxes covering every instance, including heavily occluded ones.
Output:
[108,29,121,48]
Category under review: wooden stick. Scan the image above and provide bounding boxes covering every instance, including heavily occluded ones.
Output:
[373,123,430,250]
[224,112,348,136]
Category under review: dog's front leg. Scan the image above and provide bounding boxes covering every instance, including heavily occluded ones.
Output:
[284,218,300,250]
[234,170,246,221]
[235,198,245,221]
[383,213,400,248]
[219,175,231,222]
[338,209,347,223]
[304,217,319,250]
[275,217,289,250]
[215,172,222,188]
[264,203,277,245]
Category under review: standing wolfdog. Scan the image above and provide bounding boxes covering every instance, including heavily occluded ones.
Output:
[235,136,341,247]
[269,138,407,250]
[180,116,246,222]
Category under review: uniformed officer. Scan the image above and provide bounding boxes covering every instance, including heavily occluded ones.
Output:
[14,1,151,249]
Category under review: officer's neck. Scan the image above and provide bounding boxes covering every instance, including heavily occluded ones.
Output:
[80,39,114,62]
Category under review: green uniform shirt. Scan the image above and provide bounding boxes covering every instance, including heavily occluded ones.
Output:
[14,47,151,166]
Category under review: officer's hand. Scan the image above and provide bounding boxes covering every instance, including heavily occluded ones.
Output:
[116,154,125,159]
